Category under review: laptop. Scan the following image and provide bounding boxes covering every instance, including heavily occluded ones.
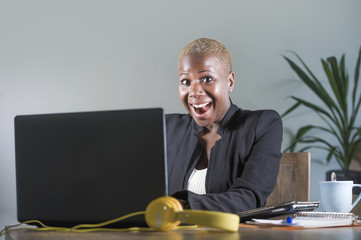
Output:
[237,201,320,222]
[14,108,168,228]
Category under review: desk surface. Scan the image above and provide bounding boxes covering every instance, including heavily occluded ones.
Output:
[5,225,361,240]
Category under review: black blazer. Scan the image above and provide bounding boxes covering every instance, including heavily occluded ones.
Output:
[166,103,283,213]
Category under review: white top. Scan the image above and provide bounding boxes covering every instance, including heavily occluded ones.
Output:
[187,168,207,194]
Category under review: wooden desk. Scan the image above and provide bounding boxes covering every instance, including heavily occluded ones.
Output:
[5,225,361,240]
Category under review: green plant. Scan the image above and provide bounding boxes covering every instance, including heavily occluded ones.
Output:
[282,47,361,170]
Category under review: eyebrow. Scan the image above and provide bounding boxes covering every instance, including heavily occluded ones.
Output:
[179,69,216,76]
[198,70,216,74]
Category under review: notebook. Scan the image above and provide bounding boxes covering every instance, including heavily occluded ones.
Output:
[250,212,357,228]
[14,108,168,228]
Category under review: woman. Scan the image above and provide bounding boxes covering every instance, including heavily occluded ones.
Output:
[166,38,282,213]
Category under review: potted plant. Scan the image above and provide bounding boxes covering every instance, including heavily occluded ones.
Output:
[282,47,361,190]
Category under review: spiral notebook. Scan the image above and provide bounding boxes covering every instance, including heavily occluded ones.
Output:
[249,212,358,228]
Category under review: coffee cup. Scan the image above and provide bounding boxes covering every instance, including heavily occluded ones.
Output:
[319,181,361,212]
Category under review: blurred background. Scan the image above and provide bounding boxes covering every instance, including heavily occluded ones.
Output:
[1,0,360,228]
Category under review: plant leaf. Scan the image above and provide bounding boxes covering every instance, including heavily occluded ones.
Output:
[328,57,348,118]
[326,147,336,163]
[353,46,361,110]
[349,91,361,129]
[291,96,336,124]
[284,125,314,152]
[281,101,301,118]
[323,58,344,110]
[339,54,349,100]
[283,55,338,113]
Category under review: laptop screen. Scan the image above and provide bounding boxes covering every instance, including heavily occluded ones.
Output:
[14,108,167,227]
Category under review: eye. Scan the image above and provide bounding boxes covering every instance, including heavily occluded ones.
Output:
[201,76,214,83]
[180,79,191,86]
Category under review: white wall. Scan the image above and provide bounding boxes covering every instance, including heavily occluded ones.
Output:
[1,0,360,228]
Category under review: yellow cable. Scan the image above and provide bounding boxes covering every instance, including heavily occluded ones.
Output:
[0,211,148,236]
[0,211,199,236]
[71,211,145,230]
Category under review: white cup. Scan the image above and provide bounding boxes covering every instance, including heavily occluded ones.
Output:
[319,181,361,212]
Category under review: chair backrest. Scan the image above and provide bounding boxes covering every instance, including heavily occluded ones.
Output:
[265,152,310,206]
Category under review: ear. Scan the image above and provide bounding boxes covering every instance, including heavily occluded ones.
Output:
[227,72,235,93]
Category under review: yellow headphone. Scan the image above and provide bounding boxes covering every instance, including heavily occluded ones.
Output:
[145,196,240,232]
[0,196,240,236]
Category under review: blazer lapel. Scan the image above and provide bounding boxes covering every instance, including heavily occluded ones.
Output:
[168,125,199,194]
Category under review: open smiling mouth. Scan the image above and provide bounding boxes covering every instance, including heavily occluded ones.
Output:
[191,102,212,116]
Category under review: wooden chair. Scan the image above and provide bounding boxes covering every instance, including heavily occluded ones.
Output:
[265,152,310,206]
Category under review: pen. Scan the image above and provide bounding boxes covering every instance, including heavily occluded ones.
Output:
[281,216,293,224]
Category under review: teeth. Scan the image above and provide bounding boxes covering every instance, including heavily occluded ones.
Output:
[193,102,209,108]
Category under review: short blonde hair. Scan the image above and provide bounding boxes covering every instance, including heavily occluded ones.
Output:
[179,38,232,74]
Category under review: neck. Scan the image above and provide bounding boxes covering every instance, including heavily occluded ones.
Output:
[203,123,220,134]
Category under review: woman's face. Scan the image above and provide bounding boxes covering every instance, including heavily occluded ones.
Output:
[178,54,234,128]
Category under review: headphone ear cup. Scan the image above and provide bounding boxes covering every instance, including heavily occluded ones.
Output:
[146,196,240,232]
[176,209,240,232]
[145,196,183,231]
